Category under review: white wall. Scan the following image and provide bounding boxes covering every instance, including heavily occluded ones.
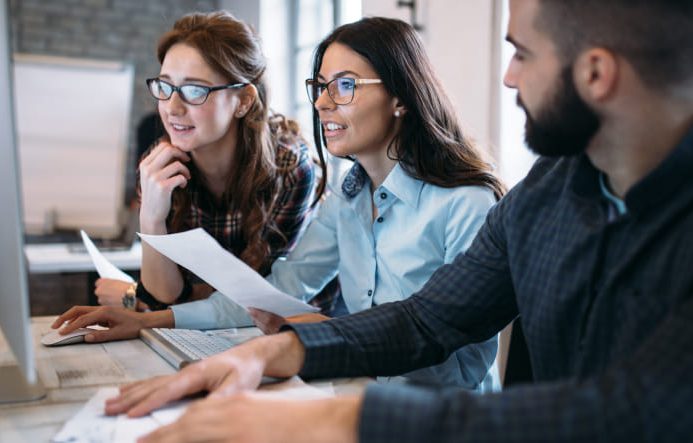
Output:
[362,0,502,160]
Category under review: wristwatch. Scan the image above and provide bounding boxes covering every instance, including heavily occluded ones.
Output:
[122,282,138,311]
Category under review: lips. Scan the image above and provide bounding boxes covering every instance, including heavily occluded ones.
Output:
[322,121,347,139]
[170,122,195,132]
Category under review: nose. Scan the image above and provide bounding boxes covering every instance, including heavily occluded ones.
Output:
[314,87,336,112]
[503,58,518,89]
[164,90,186,115]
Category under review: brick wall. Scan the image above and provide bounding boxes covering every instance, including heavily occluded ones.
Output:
[8,0,219,198]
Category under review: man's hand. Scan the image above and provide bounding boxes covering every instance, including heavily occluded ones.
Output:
[104,332,306,417]
[51,306,173,342]
[249,308,330,334]
[139,392,362,443]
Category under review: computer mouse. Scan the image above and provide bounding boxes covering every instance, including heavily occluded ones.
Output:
[41,328,96,346]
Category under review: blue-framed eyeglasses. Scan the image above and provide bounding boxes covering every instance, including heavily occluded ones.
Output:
[305,77,382,105]
[146,77,248,105]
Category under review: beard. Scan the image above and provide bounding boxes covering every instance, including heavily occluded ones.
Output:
[519,65,600,157]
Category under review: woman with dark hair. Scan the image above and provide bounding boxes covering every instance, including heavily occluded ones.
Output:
[88,11,318,311]
[236,16,505,389]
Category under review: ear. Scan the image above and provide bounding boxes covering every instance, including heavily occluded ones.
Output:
[236,84,258,118]
[573,48,618,103]
[392,97,407,118]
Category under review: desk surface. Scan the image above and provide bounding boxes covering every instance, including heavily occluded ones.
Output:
[25,242,142,274]
[0,317,367,442]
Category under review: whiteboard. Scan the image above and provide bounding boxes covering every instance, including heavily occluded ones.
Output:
[12,54,134,238]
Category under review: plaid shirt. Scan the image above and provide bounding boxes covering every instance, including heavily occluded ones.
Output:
[289,125,693,442]
[176,141,315,278]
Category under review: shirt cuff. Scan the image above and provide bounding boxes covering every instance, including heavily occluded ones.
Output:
[171,291,254,330]
[282,321,348,378]
[359,384,444,443]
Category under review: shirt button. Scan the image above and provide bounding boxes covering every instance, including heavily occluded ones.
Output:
[376,217,384,223]
[380,192,387,199]
[367,289,373,296]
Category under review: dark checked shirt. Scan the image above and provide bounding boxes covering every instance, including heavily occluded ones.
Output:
[176,140,315,278]
[289,125,693,442]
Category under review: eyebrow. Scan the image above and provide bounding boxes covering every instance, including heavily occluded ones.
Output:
[158,74,214,85]
[505,34,530,53]
[317,70,362,81]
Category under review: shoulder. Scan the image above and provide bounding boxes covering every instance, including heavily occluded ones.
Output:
[275,140,311,170]
[422,182,496,214]
[499,155,577,211]
[275,141,314,183]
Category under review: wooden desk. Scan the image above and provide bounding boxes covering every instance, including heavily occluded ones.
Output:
[0,317,368,442]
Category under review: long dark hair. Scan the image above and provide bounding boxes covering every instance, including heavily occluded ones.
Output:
[311,17,505,199]
[156,11,301,270]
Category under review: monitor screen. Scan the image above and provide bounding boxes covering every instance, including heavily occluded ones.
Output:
[0,0,45,403]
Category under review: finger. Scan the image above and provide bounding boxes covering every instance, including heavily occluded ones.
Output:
[162,174,189,193]
[147,144,191,171]
[106,376,171,415]
[52,306,95,329]
[139,141,169,167]
[127,369,207,417]
[156,160,191,182]
[84,329,119,343]
[59,309,107,334]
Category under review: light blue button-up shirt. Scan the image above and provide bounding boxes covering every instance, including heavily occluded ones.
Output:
[173,162,498,389]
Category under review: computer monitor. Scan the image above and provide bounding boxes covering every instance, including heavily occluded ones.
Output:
[0,0,46,403]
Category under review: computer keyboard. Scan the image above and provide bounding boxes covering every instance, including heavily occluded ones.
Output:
[140,327,262,369]
[154,328,252,360]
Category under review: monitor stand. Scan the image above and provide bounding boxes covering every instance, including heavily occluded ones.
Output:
[0,364,46,404]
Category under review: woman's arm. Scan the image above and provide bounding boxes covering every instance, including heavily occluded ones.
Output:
[138,142,191,304]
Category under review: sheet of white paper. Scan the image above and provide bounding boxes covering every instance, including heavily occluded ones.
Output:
[52,387,119,443]
[53,382,333,443]
[80,230,135,282]
[53,387,191,443]
[138,228,318,317]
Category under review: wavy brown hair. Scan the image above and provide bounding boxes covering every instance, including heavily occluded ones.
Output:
[155,11,302,271]
[311,17,505,200]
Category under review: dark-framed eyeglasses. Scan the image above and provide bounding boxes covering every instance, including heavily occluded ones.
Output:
[305,77,382,105]
[146,77,248,106]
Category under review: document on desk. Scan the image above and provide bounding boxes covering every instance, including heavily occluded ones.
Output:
[80,230,135,283]
[53,381,334,442]
[138,228,319,317]
[52,387,189,443]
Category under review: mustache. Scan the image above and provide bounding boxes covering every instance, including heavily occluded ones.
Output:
[516,94,526,111]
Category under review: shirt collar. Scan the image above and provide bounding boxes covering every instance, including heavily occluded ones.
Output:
[341,162,368,198]
[379,163,424,208]
[340,162,423,208]
[569,123,693,216]
[599,173,628,216]
[624,124,693,215]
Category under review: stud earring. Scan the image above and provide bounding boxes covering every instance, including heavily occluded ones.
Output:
[394,110,401,117]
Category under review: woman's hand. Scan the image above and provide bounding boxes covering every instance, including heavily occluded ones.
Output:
[51,306,173,342]
[138,141,191,233]
[94,278,132,307]
[249,309,330,334]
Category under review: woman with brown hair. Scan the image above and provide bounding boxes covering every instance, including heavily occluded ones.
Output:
[92,11,317,311]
